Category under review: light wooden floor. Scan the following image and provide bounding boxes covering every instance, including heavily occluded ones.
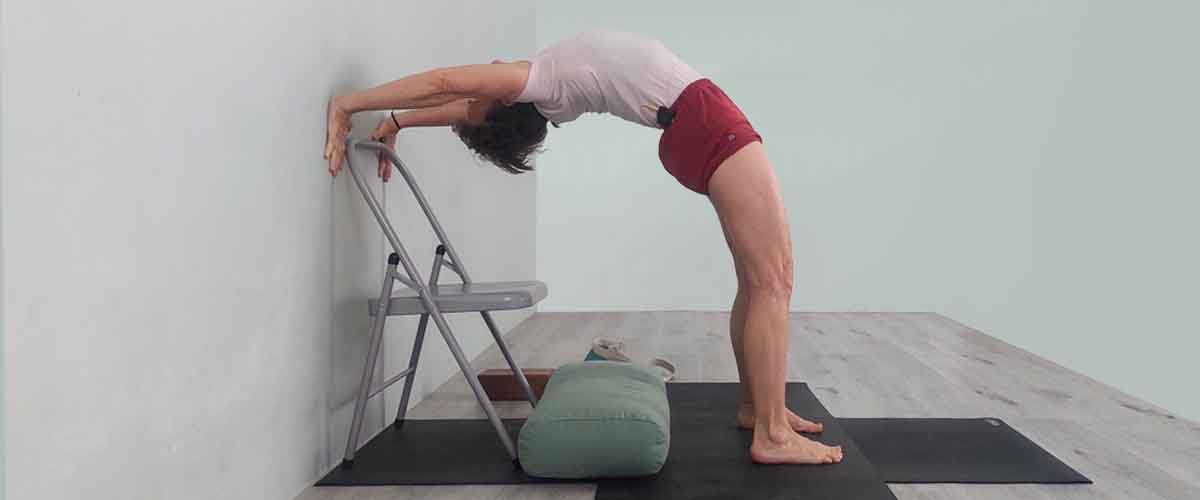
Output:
[298,312,1200,500]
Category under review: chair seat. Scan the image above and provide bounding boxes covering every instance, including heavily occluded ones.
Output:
[368,280,547,316]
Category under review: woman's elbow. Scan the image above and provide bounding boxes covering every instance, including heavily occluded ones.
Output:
[429,69,459,97]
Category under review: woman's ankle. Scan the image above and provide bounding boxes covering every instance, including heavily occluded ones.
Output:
[754,421,795,444]
[753,408,793,436]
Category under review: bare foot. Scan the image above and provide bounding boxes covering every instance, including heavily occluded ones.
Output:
[750,428,844,465]
[737,403,824,433]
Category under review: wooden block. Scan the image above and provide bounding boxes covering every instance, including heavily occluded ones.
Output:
[478,368,555,401]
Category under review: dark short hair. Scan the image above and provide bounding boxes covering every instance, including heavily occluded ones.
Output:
[453,102,550,174]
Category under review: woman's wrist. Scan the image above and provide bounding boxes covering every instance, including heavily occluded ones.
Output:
[334,93,366,114]
[390,111,403,133]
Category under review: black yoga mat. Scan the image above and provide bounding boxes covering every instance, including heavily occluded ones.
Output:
[317,418,547,486]
[837,418,1092,484]
[594,383,896,500]
[319,383,896,500]
[317,382,1089,496]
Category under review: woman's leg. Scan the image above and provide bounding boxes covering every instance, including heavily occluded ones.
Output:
[721,224,824,434]
[707,141,842,465]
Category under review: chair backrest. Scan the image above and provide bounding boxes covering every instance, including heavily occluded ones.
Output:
[343,139,473,285]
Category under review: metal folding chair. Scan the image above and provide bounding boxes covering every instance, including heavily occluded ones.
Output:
[339,138,544,468]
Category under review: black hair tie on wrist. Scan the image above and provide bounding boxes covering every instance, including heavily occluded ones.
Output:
[390,111,402,131]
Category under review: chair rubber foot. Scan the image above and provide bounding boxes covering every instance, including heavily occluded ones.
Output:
[512,458,522,470]
[340,459,354,470]
[393,419,404,430]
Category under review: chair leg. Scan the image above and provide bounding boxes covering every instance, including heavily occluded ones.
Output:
[341,258,399,468]
[393,245,442,426]
[393,313,430,427]
[426,308,518,459]
[480,311,538,408]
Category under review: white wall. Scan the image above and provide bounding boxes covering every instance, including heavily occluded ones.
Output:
[535,1,1200,421]
[2,2,535,500]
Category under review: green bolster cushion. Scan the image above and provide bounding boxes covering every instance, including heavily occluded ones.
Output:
[517,361,670,479]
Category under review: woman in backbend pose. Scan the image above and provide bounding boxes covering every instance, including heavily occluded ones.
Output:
[323,29,843,465]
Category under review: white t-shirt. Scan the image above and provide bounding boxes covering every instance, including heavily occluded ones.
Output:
[514,29,704,129]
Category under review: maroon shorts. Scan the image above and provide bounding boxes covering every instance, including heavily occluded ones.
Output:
[658,78,763,195]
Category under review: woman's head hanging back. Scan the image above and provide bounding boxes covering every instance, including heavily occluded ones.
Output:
[453,102,551,174]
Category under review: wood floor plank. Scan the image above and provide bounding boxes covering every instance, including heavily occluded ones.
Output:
[1009,418,1200,500]
[793,313,983,418]
[882,313,1184,424]
[1094,416,1200,487]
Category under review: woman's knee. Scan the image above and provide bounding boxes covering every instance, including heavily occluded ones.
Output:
[741,256,794,301]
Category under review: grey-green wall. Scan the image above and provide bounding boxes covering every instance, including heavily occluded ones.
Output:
[535,1,1199,421]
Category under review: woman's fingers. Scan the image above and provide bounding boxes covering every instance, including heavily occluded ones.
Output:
[325,97,352,175]
[326,130,352,177]
[377,148,394,182]
[328,141,344,176]
[324,126,335,161]
[324,100,337,161]
[385,136,397,182]
[371,117,398,182]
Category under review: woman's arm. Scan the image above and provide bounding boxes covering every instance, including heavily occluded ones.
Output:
[325,62,529,176]
[366,99,473,183]
[387,99,472,131]
[336,62,529,113]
